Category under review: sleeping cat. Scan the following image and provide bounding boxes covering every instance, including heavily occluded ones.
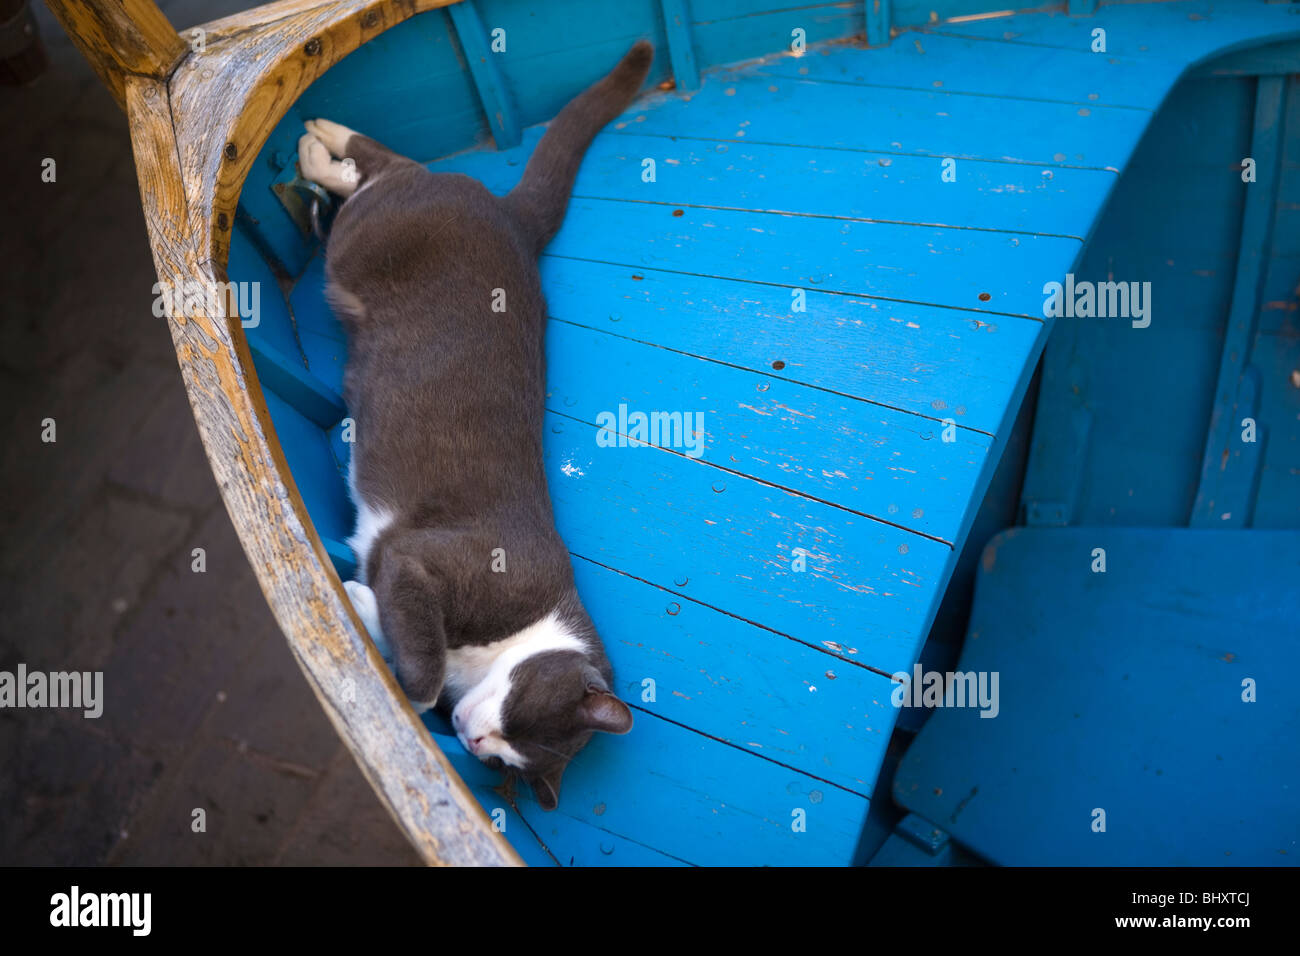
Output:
[297,41,653,810]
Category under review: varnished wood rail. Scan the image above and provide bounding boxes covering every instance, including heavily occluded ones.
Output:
[44,0,521,867]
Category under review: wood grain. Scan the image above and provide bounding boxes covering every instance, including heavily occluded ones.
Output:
[44,0,187,109]
[92,0,519,866]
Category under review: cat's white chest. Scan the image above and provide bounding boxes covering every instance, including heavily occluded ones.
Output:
[445,613,584,703]
[443,644,505,700]
[346,456,393,582]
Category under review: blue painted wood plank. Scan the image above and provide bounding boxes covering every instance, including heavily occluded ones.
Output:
[447,0,523,149]
[261,392,353,549]
[509,710,869,865]
[289,254,345,343]
[434,126,1118,239]
[537,260,1043,440]
[434,700,866,867]
[1195,38,1300,78]
[894,527,1300,866]
[1192,75,1288,528]
[427,732,671,866]
[925,0,1300,66]
[1016,74,1260,530]
[472,0,672,127]
[543,410,950,676]
[247,339,347,429]
[1277,72,1300,169]
[545,320,991,544]
[1248,331,1300,530]
[321,536,358,581]
[228,227,301,359]
[890,0,1007,30]
[545,196,1078,318]
[754,31,1178,109]
[866,0,891,48]
[475,797,559,867]
[299,330,346,399]
[659,0,700,92]
[575,558,896,795]
[690,1,864,69]
[511,802,690,866]
[623,68,1151,170]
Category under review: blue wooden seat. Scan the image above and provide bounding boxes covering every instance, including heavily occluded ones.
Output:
[890,527,1300,865]
[228,0,1300,865]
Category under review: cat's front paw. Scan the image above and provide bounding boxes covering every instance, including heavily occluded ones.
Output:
[298,128,360,197]
[304,118,358,157]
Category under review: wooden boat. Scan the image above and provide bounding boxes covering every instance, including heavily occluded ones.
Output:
[48,0,1299,866]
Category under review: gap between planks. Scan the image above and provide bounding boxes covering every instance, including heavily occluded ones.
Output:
[627,703,875,801]
[571,552,903,680]
[548,314,1002,438]
[572,193,1090,242]
[749,69,1160,113]
[548,407,963,547]
[545,249,1052,322]
[609,128,1127,174]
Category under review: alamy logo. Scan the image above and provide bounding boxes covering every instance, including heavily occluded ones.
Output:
[1042,273,1151,328]
[595,403,705,459]
[891,664,1000,718]
[151,278,261,327]
[50,886,151,936]
[0,664,103,718]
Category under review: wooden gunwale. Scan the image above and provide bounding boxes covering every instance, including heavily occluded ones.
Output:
[48,0,521,867]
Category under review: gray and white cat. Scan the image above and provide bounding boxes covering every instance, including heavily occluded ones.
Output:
[298,41,653,810]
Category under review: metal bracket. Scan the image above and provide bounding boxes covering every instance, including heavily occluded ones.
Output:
[272,173,336,241]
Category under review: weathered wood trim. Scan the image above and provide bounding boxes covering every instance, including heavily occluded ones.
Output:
[107,0,521,866]
[191,0,368,42]
[43,0,187,109]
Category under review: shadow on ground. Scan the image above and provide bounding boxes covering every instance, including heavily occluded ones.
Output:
[0,0,420,866]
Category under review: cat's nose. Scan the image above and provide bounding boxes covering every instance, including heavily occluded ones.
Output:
[468,736,485,754]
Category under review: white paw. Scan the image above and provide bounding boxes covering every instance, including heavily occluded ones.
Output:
[344,580,392,664]
[297,129,359,197]
[297,132,333,181]
[304,118,357,157]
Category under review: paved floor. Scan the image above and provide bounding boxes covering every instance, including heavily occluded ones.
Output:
[0,0,420,865]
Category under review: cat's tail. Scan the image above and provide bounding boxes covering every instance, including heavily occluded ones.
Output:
[504,40,654,251]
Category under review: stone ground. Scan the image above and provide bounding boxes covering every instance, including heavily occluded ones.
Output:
[0,0,421,865]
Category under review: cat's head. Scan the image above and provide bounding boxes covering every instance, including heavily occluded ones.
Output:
[451,634,632,811]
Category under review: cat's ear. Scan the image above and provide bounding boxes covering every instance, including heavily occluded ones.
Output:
[529,767,564,811]
[579,689,633,735]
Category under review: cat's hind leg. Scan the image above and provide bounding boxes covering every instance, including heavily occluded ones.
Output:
[370,541,448,714]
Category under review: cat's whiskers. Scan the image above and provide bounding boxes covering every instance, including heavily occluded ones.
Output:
[529,741,579,762]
